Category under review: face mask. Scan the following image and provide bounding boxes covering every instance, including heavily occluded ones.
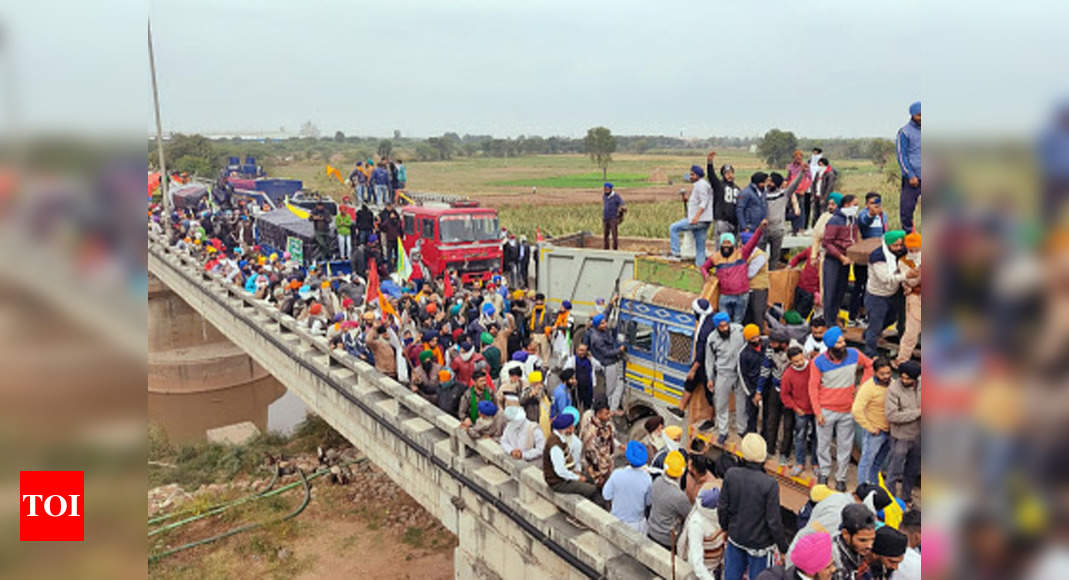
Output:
[403,337,413,346]
[504,405,524,423]
[664,438,680,452]
[720,247,733,257]
[841,206,859,218]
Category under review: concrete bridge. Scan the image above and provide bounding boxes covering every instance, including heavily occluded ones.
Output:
[148,235,696,580]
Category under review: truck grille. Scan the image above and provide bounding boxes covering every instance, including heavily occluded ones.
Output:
[446,258,500,274]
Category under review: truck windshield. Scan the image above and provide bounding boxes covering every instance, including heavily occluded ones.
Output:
[439,214,499,243]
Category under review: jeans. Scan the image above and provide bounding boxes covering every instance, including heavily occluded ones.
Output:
[337,233,351,260]
[816,409,855,482]
[822,259,850,326]
[356,229,370,246]
[315,231,332,262]
[863,292,896,356]
[857,430,890,485]
[719,293,749,324]
[793,413,819,466]
[373,184,388,205]
[767,224,785,269]
[669,219,711,266]
[888,436,920,500]
[714,372,747,437]
[723,542,774,580]
[355,183,369,204]
[900,176,921,232]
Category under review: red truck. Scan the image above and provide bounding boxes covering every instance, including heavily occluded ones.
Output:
[401,201,502,283]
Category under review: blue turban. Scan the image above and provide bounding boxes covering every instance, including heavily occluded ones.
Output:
[481,302,495,315]
[477,400,498,416]
[562,300,572,310]
[551,413,574,430]
[713,312,730,326]
[604,182,613,189]
[625,441,649,467]
[909,101,921,116]
[564,406,580,426]
[690,164,705,178]
[823,325,843,349]
[511,351,529,362]
[592,313,606,326]
[699,487,721,508]
[719,233,736,246]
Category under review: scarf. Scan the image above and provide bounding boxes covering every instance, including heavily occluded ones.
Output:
[529,305,546,332]
[459,348,474,362]
[467,386,493,422]
[691,308,714,361]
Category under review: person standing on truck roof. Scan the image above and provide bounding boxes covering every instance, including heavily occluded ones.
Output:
[349,162,370,204]
[370,161,391,205]
[334,206,352,261]
[396,159,407,192]
[736,172,772,247]
[586,310,627,414]
[601,182,626,250]
[809,326,874,492]
[354,203,374,247]
[705,312,747,443]
[379,202,402,270]
[518,235,531,289]
[765,171,804,269]
[701,220,767,324]
[669,164,714,266]
[821,194,860,327]
[707,152,740,238]
[309,201,333,262]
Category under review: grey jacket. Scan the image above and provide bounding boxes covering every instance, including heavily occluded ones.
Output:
[647,475,692,546]
[885,378,920,440]
[705,323,745,378]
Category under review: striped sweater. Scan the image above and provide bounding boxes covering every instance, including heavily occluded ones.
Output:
[808,347,874,415]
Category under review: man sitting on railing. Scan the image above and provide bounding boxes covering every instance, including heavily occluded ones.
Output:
[543,412,599,502]
[500,396,545,462]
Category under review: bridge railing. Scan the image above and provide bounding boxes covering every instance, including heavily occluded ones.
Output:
[148,233,694,579]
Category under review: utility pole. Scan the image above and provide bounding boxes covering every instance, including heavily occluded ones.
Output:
[148,19,171,238]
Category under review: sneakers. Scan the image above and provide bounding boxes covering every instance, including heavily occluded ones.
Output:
[716,434,728,447]
[698,420,716,432]
[667,407,685,419]
[790,465,804,477]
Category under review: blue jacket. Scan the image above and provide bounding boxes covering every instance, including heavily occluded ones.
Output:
[602,191,625,221]
[857,210,888,239]
[370,167,390,186]
[736,183,767,232]
[550,383,571,419]
[897,120,922,179]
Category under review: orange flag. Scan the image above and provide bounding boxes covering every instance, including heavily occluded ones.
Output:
[536,227,544,242]
[443,269,454,299]
[366,258,379,305]
[378,293,398,320]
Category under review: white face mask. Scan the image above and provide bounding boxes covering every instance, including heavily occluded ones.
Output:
[504,405,524,423]
[664,438,680,452]
[841,206,859,218]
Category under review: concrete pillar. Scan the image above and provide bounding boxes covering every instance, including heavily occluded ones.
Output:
[148,274,286,442]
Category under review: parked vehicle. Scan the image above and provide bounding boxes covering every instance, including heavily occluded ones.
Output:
[401,201,502,283]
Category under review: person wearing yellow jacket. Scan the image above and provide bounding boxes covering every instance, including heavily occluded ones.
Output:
[852,357,892,486]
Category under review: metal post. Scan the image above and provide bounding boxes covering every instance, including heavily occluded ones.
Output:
[148,19,171,238]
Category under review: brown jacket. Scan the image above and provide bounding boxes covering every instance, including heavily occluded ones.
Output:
[366,329,396,377]
[885,378,920,441]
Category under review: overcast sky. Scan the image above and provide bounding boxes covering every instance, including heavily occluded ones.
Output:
[4,0,1068,139]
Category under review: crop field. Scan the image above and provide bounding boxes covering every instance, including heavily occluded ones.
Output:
[265,151,904,240]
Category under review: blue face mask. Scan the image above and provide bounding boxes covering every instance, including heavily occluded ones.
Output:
[403,337,413,346]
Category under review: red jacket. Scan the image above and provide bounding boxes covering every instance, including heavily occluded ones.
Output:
[450,352,486,386]
[821,211,859,262]
[701,223,765,296]
[788,247,820,294]
[780,363,814,415]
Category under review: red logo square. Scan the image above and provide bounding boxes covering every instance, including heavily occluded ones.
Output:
[19,471,84,541]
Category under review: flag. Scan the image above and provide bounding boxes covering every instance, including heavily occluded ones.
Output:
[378,293,398,320]
[366,258,379,304]
[396,238,413,281]
[536,227,544,242]
[285,198,310,220]
[325,165,344,184]
[443,269,453,299]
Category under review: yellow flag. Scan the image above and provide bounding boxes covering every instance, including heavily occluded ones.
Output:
[285,198,310,220]
[325,165,344,184]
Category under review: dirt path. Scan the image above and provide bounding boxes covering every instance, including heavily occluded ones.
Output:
[473,185,683,208]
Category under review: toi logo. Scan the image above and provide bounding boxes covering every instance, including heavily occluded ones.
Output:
[19,471,84,541]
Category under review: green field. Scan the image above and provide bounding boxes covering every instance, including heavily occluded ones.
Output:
[264,151,905,240]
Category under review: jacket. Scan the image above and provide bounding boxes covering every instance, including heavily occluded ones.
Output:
[748,247,770,291]
[718,462,788,553]
[897,119,922,180]
[736,183,768,233]
[701,222,766,296]
[780,362,814,415]
[885,378,920,440]
[788,247,820,294]
[705,323,746,377]
[602,191,625,221]
[813,166,838,199]
[857,208,888,239]
[739,341,767,396]
[866,243,907,297]
[821,210,859,262]
[647,475,692,546]
[708,161,739,225]
[808,347,873,415]
[851,378,889,433]
[379,209,401,239]
[365,329,396,376]
[334,212,352,237]
[586,325,621,366]
[355,206,375,231]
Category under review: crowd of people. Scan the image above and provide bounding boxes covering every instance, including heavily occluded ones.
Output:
[149,103,921,579]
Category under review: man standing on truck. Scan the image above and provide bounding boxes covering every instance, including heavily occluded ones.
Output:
[669,164,714,266]
[897,101,922,232]
[602,182,626,250]
[309,201,333,262]
[586,310,627,415]
[707,152,740,237]
[379,202,402,270]
[370,160,391,205]
[705,312,747,443]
